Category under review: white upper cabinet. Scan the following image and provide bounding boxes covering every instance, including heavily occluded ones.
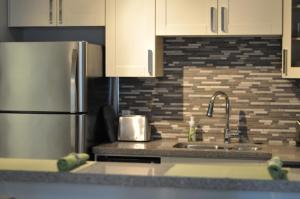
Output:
[156,0,282,36]
[282,0,300,78]
[106,0,163,77]
[156,0,218,36]
[218,0,282,35]
[8,0,105,27]
[8,0,56,27]
[57,0,105,26]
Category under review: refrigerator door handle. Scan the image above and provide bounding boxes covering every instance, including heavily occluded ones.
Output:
[70,49,78,113]
[78,42,87,113]
[70,114,86,153]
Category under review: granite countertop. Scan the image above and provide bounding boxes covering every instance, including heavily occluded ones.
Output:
[1,159,300,193]
[93,139,300,162]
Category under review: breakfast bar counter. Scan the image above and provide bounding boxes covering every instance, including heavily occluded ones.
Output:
[1,158,300,199]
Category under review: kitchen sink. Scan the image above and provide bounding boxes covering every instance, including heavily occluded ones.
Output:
[173,142,261,152]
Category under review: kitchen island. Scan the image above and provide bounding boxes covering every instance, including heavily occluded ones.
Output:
[1,158,300,199]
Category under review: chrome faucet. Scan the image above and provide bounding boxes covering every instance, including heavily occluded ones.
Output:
[207,91,235,144]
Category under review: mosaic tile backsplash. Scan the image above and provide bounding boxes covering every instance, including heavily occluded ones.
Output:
[119,37,300,144]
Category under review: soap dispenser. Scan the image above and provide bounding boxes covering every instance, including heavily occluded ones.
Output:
[188,116,196,142]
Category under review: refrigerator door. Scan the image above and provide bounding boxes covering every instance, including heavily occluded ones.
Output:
[0,113,86,159]
[0,42,86,113]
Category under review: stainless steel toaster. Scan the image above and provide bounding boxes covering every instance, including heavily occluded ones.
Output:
[118,115,151,141]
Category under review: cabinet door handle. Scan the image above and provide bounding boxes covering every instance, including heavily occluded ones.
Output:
[221,7,226,33]
[59,0,63,24]
[283,49,288,76]
[148,50,153,76]
[49,0,53,24]
[210,7,217,33]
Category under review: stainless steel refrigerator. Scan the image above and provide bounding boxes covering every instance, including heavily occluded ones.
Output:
[0,41,108,159]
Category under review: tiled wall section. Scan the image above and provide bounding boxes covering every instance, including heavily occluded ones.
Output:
[119,37,300,144]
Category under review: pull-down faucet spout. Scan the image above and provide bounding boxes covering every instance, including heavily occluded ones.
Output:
[207,91,231,143]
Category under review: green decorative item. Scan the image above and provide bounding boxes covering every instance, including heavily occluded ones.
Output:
[267,156,288,180]
[57,153,89,172]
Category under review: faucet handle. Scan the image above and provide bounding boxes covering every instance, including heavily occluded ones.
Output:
[227,130,242,143]
[228,130,241,137]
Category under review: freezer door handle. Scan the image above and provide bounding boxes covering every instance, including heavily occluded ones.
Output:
[70,115,76,152]
[70,49,78,113]
[78,115,86,153]
[70,115,86,153]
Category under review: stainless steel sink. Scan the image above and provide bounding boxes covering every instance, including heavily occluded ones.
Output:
[233,145,261,151]
[173,142,261,152]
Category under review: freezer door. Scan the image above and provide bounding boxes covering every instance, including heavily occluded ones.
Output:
[0,113,86,159]
[0,42,85,113]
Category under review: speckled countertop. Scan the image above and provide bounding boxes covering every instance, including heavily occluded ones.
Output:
[93,139,300,162]
[1,160,300,193]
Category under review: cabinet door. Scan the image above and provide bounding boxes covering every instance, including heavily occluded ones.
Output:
[8,0,57,27]
[57,0,105,26]
[282,0,300,78]
[106,0,162,77]
[156,0,218,36]
[218,0,282,35]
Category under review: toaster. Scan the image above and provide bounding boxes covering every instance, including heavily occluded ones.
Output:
[118,115,151,141]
